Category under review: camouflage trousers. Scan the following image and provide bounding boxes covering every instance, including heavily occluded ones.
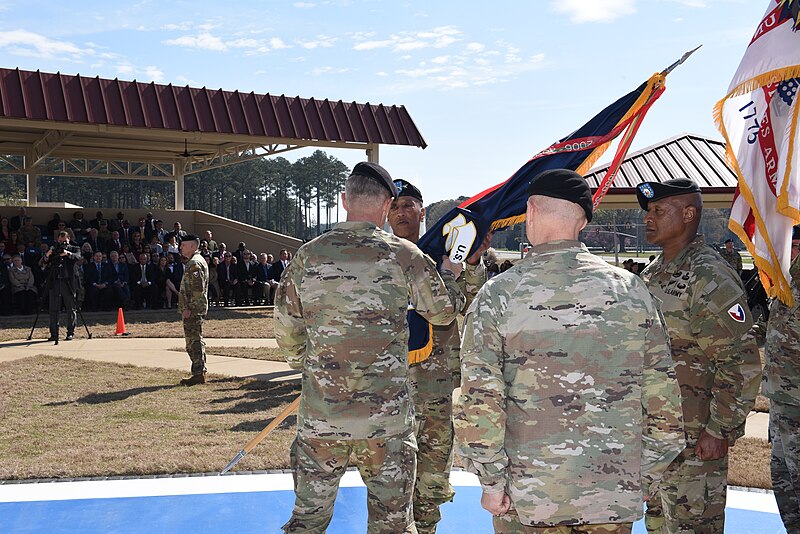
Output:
[770,402,800,532]
[413,394,456,534]
[645,450,727,534]
[182,314,206,376]
[282,431,418,534]
[494,509,632,534]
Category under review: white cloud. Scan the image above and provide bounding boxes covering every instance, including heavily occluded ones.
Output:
[164,32,227,51]
[164,33,290,53]
[663,0,708,6]
[311,66,350,75]
[550,0,636,23]
[270,37,290,50]
[352,25,463,53]
[390,43,546,91]
[161,22,193,31]
[0,29,90,60]
[465,42,485,53]
[144,65,164,82]
[298,35,337,49]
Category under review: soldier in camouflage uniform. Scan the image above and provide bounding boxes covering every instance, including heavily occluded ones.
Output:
[388,179,488,534]
[178,235,209,386]
[764,225,800,532]
[636,179,761,534]
[275,162,466,534]
[719,239,743,276]
[456,169,685,534]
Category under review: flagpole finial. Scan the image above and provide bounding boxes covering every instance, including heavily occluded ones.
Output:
[661,45,702,75]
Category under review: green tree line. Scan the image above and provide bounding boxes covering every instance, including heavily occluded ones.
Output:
[0,150,349,240]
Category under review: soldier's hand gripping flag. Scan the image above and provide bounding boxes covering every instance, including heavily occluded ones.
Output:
[716,0,800,305]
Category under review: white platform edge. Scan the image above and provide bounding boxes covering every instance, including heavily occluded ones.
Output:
[0,472,779,515]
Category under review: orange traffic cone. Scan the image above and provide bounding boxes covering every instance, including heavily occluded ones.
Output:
[115,308,130,336]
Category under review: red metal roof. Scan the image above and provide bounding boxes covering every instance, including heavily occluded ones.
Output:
[0,67,427,148]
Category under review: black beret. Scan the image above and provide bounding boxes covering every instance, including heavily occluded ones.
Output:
[351,162,398,198]
[394,179,423,202]
[793,225,800,240]
[527,169,593,223]
[183,234,200,243]
[724,238,733,244]
[636,178,701,210]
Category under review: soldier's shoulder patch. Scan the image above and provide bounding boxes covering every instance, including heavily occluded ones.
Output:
[727,303,746,322]
[193,271,200,277]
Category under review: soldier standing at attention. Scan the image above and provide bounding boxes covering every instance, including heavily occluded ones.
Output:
[387,179,489,534]
[636,178,761,534]
[720,238,743,276]
[456,169,685,534]
[275,162,465,534]
[178,235,209,386]
[764,225,800,532]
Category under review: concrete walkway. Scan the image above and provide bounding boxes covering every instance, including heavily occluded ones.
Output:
[0,335,769,441]
[0,336,299,382]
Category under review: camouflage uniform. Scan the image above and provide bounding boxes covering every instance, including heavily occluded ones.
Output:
[178,250,209,376]
[456,240,685,531]
[641,235,761,534]
[764,253,800,531]
[275,221,464,534]
[719,248,743,275]
[408,261,486,534]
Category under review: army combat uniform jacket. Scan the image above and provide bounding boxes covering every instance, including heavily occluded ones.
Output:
[456,240,685,526]
[409,261,486,401]
[275,221,465,441]
[641,235,760,444]
[764,254,800,406]
[178,251,209,316]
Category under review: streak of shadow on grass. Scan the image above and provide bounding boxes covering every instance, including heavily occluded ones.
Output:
[230,414,298,433]
[200,380,301,417]
[44,384,178,406]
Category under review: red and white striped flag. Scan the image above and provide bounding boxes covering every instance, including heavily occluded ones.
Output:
[715,0,800,305]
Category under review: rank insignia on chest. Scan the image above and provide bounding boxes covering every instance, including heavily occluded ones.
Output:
[727,303,746,322]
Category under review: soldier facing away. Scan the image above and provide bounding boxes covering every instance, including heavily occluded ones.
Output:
[763,225,800,531]
[456,169,685,534]
[719,238,743,276]
[275,162,465,533]
[178,235,209,386]
[636,178,761,534]
[388,178,489,534]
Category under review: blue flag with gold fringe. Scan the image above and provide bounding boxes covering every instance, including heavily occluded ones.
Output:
[417,71,668,263]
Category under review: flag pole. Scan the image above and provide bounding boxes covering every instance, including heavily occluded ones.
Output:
[221,395,301,474]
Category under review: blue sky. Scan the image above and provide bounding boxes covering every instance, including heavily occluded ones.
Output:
[0,0,768,204]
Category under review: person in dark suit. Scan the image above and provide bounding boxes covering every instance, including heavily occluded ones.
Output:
[120,220,136,247]
[105,250,130,309]
[267,249,290,304]
[84,250,111,311]
[236,250,258,306]
[254,252,273,305]
[85,228,105,257]
[105,231,124,254]
[131,252,157,310]
[216,252,238,306]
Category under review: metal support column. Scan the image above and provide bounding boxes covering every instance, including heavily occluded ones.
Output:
[24,152,38,206]
[366,144,379,163]
[174,161,185,211]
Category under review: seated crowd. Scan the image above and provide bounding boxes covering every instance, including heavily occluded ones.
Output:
[0,208,291,316]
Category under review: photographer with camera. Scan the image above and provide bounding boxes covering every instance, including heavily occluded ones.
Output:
[41,230,81,341]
